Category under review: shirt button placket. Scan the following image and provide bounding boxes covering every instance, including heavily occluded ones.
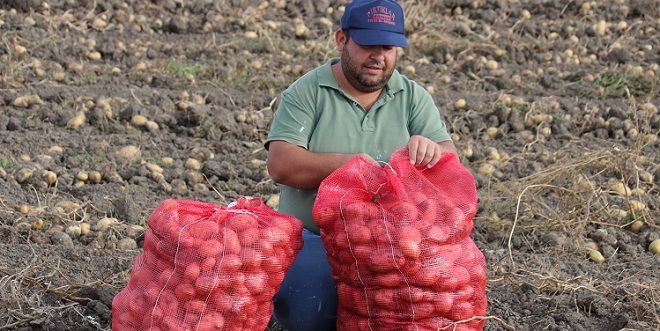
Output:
[363,112,375,131]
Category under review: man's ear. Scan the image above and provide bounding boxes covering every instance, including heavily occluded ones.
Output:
[335,29,347,51]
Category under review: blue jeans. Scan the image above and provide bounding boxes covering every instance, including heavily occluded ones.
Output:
[273,229,338,331]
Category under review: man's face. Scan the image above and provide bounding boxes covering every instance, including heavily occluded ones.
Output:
[340,36,397,93]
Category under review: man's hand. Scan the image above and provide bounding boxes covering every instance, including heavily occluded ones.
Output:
[407,135,457,168]
[267,141,378,189]
[358,153,377,164]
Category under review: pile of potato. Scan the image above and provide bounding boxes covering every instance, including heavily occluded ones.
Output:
[314,150,487,330]
[112,197,303,331]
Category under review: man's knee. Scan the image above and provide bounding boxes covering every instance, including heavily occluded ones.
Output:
[273,229,337,331]
[273,298,336,331]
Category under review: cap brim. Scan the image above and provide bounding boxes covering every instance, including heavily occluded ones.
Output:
[350,29,408,48]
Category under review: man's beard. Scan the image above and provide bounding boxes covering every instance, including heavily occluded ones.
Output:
[341,47,394,93]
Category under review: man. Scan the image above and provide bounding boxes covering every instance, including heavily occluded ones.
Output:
[265,0,457,330]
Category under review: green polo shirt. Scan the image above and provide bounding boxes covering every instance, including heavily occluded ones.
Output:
[266,59,451,233]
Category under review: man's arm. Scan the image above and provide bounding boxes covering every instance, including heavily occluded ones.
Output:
[267,140,369,189]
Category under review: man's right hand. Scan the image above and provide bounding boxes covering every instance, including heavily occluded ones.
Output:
[267,140,369,189]
[358,153,377,164]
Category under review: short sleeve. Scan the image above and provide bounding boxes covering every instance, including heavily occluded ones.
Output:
[408,84,452,142]
[266,83,317,150]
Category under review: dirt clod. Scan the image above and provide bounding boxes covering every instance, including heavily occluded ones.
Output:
[50,231,74,248]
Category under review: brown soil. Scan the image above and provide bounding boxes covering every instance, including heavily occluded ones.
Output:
[0,1,658,330]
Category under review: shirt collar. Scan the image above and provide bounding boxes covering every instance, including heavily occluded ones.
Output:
[318,58,404,96]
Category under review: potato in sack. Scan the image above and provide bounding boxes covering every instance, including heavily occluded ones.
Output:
[112,197,303,330]
[313,148,487,330]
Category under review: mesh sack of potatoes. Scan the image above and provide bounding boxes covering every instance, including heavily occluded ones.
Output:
[112,197,303,331]
[313,149,487,331]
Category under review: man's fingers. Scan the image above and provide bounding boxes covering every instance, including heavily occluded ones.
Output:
[427,148,443,168]
[418,146,433,166]
[408,136,449,167]
[415,144,425,165]
[408,139,420,164]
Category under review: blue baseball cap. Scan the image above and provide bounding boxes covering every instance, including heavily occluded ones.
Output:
[341,0,408,48]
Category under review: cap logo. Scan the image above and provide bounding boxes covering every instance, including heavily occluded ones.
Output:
[366,6,396,26]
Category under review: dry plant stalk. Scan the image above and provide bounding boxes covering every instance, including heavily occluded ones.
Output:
[490,144,656,243]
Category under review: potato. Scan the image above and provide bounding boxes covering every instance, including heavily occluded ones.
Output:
[67,112,86,129]
[477,163,495,176]
[86,51,102,60]
[609,182,631,196]
[628,200,647,212]
[649,239,660,255]
[397,226,422,258]
[249,159,264,169]
[266,194,280,209]
[486,127,499,139]
[96,217,118,231]
[184,158,201,170]
[131,115,148,126]
[116,145,141,162]
[294,24,308,37]
[588,250,605,263]
[42,170,57,185]
[92,17,107,30]
[485,60,498,70]
[161,157,174,166]
[13,95,43,108]
[145,120,159,131]
[192,94,205,104]
[47,146,64,155]
[630,221,644,233]
[32,219,45,230]
[66,225,82,237]
[14,45,27,55]
[403,65,415,75]
[18,204,30,215]
[146,163,163,174]
[16,168,34,183]
[80,223,91,235]
[520,9,531,19]
[133,62,147,71]
[88,171,102,183]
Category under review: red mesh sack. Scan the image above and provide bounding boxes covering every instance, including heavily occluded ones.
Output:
[112,197,303,331]
[312,148,487,331]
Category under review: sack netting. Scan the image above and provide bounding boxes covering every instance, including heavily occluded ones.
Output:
[312,148,487,331]
[112,197,303,331]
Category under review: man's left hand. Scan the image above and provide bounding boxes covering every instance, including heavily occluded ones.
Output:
[407,135,457,168]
